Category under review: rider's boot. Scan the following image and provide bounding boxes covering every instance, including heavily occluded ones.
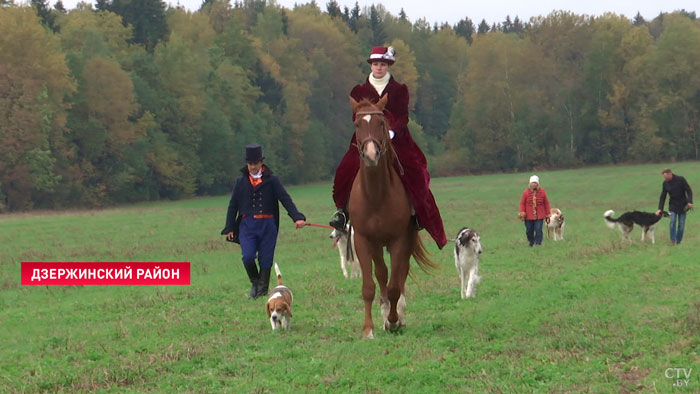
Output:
[329,208,348,231]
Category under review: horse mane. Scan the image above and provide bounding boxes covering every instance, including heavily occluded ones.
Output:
[353,98,377,112]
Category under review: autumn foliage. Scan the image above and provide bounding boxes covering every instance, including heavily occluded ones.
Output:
[1,3,699,211]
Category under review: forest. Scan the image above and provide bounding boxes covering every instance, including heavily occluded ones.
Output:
[1,0,698,211]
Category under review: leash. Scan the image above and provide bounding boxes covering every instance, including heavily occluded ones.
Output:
[305,223,335,230]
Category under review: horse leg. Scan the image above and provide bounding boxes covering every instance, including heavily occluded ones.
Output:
[373,252,391,328]
[397,240,411,328]
[354,234,376,339]
[397,291,406,328]
[385,239,411,331]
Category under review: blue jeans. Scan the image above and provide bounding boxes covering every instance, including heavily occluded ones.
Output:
[525,219,544,246]
[669,211,687,244]
[239,216,278,269]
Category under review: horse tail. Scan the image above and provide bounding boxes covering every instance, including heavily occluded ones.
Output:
[410,232,438,274]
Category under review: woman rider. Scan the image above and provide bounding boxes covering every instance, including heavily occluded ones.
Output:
[330,46,447,249]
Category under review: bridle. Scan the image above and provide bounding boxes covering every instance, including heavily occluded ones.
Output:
[353,109,389,161]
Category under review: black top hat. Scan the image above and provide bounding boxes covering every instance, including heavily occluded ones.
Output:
[245,144,264,163]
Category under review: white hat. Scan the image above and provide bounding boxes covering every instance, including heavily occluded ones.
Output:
[529,175,539,184]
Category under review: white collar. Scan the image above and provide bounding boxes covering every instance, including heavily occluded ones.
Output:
[369,72,390,95]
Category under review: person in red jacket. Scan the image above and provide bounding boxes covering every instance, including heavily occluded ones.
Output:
[329,46,447,249]
[518,175,551,246]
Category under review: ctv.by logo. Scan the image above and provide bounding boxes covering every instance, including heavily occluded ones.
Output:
[665,367,692,387]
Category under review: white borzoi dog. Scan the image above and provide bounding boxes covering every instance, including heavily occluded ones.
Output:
[604,209,670,244]
[547,208,565,241]
[330,226,360,279]
[454,227,483,299]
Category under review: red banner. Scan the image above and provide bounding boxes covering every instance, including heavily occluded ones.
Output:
[21,262,190,285]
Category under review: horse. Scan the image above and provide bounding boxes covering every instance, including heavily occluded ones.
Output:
[347,95,436,339]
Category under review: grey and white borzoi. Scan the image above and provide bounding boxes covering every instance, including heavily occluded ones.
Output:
[454,227,483,299]
[330,226,360,279]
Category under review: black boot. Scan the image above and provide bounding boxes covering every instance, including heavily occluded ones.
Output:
[244,264,259,299]
[329,208,348,230]
[256,267,271,298]
[412,215,423,231]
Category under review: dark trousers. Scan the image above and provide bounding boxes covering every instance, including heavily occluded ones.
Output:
[525,219,544,246]
[239,216,277,269]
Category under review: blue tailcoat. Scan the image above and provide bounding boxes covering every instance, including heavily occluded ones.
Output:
[221,165,305,244]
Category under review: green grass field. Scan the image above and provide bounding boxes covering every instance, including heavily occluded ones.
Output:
[1,162,699,393]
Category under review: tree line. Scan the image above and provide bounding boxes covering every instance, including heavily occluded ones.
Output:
[1,0,698,211]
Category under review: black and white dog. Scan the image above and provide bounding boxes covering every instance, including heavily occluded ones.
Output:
[330,225,360,279]
[604,209,670,244]
[454,227,483,299]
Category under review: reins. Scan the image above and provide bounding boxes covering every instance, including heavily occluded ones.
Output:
[353,109,404,175]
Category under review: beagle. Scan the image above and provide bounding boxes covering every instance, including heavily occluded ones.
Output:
[266,263,293,330]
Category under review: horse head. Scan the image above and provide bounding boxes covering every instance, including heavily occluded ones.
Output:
[350,95,390,167]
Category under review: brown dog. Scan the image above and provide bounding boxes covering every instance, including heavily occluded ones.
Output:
[266,263,293,330]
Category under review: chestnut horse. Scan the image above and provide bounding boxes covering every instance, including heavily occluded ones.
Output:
[348,95,436,339]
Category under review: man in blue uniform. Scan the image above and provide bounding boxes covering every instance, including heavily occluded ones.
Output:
[222,144,306,298]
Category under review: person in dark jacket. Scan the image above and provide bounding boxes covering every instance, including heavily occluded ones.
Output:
[222,144,306,298]
[518,175,551,247]
[656,168,693,245]
[330,45,447,249]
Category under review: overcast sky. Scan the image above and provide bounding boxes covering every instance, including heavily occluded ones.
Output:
[55,0,697,26]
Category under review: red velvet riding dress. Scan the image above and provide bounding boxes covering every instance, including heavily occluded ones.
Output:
[332,76,447,249]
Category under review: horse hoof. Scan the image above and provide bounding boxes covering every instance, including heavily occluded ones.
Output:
[384,320,401,332]
[364,329,374,339]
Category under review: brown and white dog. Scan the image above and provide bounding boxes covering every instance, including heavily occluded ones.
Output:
[546,208,565,241]
[266,263,293,330]
[330,226,360,279]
